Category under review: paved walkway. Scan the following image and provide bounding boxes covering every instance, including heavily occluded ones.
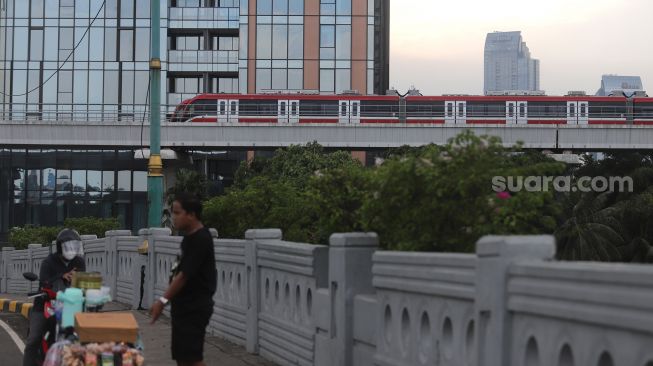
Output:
[0,294,276,366]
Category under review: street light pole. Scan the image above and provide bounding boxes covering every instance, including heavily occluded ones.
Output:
[147,0,163,228]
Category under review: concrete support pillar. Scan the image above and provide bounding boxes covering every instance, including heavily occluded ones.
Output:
[351,151,367,165]
[246,150,256,164]
[475,235,555,366]
[328,232,379,366]
[244,228,282,354]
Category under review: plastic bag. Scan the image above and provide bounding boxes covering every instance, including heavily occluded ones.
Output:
[43,340,71,366]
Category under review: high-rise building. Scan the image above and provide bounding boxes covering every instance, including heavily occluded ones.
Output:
[595,75,644,96]
[0,0,390,243]
[484,31,540,94]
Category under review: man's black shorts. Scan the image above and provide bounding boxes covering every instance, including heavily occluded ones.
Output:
[171,301,213,362]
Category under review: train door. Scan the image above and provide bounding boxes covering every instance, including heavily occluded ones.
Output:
[289,100,299,124]
[578,101,589,125]
[566,102,577,124]
[350,100,360,124]
[228,99,239,122]
[506,101,516,124]
[445,101,455,124]
[455,101,466,124]
[218,99,228,123]
[517,101,528,124]
[339,100,350,124]
[278,100,289,124]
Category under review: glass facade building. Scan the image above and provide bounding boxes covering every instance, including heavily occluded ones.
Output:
[0,149,148,243]
[0,0,390,116]
[484,31,540,95]
[596,75,644,96]
[0,0,390,242]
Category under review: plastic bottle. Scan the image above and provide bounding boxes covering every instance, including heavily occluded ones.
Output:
[101,352,114,366]
[56,288,84,328]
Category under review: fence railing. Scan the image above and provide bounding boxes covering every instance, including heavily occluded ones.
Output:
[2,230,653,366]
[0,104,178,123]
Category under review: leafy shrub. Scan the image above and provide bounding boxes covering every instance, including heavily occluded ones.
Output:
[8,217,121,249]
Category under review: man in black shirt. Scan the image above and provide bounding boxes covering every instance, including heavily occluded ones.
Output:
[150,193,217,366]
[24,228,86,366]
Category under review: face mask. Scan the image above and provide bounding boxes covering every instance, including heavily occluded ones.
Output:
[62,240,83,261]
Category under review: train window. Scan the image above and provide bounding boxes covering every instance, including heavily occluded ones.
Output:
[569,104,575,116]
[239,99,277,116]
[406,102,445,118]
[634,103,653,118]
[299,100,339,117]
[361,101,400,117]
[467,101,504,117]
[219,101,226,115]
[290,102,298,116]
[458,103,464,117]
[447,103,453,117]
[280,102,287,116]
[589,102,626,118]
[189,99,218,116]
[352,102,359,117]
[519,103,525,118]
[508,103,514,117]
[230,101,237,115]
[341,102,348,117]
[580,104,586,117]
[528,102,566,118]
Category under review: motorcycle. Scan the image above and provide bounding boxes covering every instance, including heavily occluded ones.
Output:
[23,272,59,366]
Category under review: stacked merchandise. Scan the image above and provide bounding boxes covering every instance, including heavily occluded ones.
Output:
[44,342,144,366]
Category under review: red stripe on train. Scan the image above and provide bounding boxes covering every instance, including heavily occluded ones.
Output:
[405,119,445,124]
[238,118,278,123]
[465,120,507,124]
[588,120,627,125]
[527,120,566,125]
[634,120,653,125]
[191,118,217,123]
[299,118,339,123]
[360,119,401,124]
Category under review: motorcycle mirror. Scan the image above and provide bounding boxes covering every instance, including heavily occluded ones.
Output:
[23,272,38,282]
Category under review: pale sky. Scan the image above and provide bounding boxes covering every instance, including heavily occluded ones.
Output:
[390,0,653,96]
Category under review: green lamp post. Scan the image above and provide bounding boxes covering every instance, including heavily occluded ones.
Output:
[147,0,163,228]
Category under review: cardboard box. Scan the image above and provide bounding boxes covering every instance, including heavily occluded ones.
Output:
[75,312,139,344]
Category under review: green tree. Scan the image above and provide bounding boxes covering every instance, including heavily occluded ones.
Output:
[204,176,316,242]
[166,168,209,205]
[307,163,371,244]
[205,134,569,254]
[64,217,121,238]
[555,192,626,261]
[362,131,565,252]
[233,142,357,189]
[556,151,653,262]
[205,143,361,241]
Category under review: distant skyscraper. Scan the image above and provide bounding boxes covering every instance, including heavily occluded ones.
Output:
[484,31,540,94]
[596,75,644,96]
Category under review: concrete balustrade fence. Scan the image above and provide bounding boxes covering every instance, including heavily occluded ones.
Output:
[2,229,653,366]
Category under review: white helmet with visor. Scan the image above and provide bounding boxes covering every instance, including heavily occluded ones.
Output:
[56,228,84,261]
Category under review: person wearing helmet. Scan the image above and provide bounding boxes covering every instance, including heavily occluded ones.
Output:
[23,228,86,366]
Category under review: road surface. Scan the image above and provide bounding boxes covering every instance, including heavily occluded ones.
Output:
[0,312,26,366]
